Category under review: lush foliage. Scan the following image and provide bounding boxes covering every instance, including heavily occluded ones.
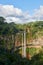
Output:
[0,17,43,65]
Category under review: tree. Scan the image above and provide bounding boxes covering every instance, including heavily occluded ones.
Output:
[30,50,43,65]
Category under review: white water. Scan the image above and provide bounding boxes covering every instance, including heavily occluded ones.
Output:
[22,31,26,57]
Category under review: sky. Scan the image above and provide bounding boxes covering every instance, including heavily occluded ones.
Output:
[0,0,43,24]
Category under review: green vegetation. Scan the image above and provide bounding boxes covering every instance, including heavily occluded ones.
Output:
[0,17,43,65]
[0,44,43,65]
[29,51,43,65]
[26,48,40,56]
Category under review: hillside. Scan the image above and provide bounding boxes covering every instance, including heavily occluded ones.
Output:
[0,17,43,49]
[0,17,43,65]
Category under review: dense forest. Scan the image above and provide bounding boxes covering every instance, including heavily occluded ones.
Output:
[0,17,43,65]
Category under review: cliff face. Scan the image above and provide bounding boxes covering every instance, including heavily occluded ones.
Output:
[31,36,43,46]
[0,17,43,49]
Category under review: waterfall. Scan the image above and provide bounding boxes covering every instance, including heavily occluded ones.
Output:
[22,33,24,57]
[22,31,26,57]
[24,31,26,57]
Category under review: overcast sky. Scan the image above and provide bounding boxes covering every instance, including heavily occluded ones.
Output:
[0,0,43,24]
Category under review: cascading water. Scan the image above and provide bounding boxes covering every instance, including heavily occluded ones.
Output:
[22,31,26,57]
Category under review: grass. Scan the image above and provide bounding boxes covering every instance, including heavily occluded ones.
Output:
[19,47,41,57]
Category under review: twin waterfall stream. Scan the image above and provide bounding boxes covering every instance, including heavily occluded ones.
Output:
[22,31,26,57]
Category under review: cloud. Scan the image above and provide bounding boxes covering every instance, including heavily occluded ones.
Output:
[0,4,23,17]
[0,4,43,24]
[32,5,43,21]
